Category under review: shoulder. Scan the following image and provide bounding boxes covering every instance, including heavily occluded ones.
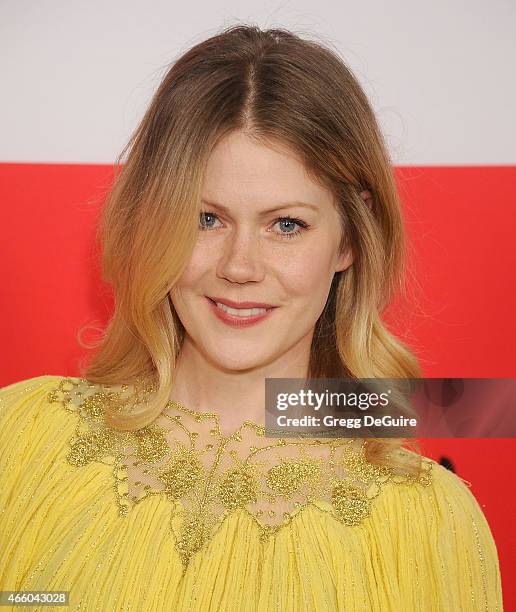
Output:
[0,374,130,421]
[0,374,109,471]
[0,374,73,423]
[377,449,493,526]
[370,450,503,609]
[0,377,130,572]
[0,374,127,502]
[0,374,142,456]
[375,450,502,607]
[415,454,500,562]
[399,450,493,524]
[0,374,89,424]
[0,373,66,402]
[372,448,501,571]
[0,375,81,462]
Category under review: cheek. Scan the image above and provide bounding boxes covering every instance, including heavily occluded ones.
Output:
[277,250,335,299]
[169,267,198,310]
[172,251,207,290]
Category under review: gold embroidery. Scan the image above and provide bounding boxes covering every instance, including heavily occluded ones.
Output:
[158,447,203,499]
[47,376,433,572]
[331,481,371,526]
[218,465,259,510]
[266,457,323,497]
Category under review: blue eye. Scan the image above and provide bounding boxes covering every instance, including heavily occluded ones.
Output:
[199,212,219,229]
[199,212,310,240]
[273,217,309,239]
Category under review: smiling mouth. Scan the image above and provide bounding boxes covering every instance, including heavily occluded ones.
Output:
[208,298,273,318]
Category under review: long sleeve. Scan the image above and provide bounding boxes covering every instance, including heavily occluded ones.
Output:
[369,456,504,611]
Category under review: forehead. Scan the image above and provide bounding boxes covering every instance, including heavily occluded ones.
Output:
[203,131,335,211]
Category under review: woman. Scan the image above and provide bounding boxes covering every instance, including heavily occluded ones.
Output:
[0,24,502,611]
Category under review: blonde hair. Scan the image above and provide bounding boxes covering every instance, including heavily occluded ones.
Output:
[79,24,426,478]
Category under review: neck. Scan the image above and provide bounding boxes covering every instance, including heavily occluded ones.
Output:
[169,333,313,436]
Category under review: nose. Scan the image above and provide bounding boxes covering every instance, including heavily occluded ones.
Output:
[216,227,265,284]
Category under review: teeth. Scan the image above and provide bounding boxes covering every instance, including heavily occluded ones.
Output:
[215,302,269,317]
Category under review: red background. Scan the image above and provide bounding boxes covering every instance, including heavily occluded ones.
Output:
[1,162,514,608]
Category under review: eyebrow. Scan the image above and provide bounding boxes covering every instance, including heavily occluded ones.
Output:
[201,199,320,215]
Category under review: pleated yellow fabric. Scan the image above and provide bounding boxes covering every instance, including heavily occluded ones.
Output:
[0,375,503,611]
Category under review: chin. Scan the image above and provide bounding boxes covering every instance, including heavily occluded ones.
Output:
[214,357,265,372]
[206,349,271,372]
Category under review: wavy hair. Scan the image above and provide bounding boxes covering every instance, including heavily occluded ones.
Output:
[79,23,426,478]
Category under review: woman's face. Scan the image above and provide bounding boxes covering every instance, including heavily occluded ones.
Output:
[170,130,352,373]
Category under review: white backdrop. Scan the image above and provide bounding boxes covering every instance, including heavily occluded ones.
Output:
[1,0,515,165]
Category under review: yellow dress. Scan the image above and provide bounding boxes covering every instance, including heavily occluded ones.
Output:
[0,375,503,611]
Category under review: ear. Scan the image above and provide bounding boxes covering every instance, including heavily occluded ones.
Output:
[335,247,353,272]
[360,189,373,210]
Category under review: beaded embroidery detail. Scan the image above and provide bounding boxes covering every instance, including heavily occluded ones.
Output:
[47,376,433,571]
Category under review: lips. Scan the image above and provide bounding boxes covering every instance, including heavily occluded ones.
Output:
[206,297,277,327]
[207,296,276,309]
